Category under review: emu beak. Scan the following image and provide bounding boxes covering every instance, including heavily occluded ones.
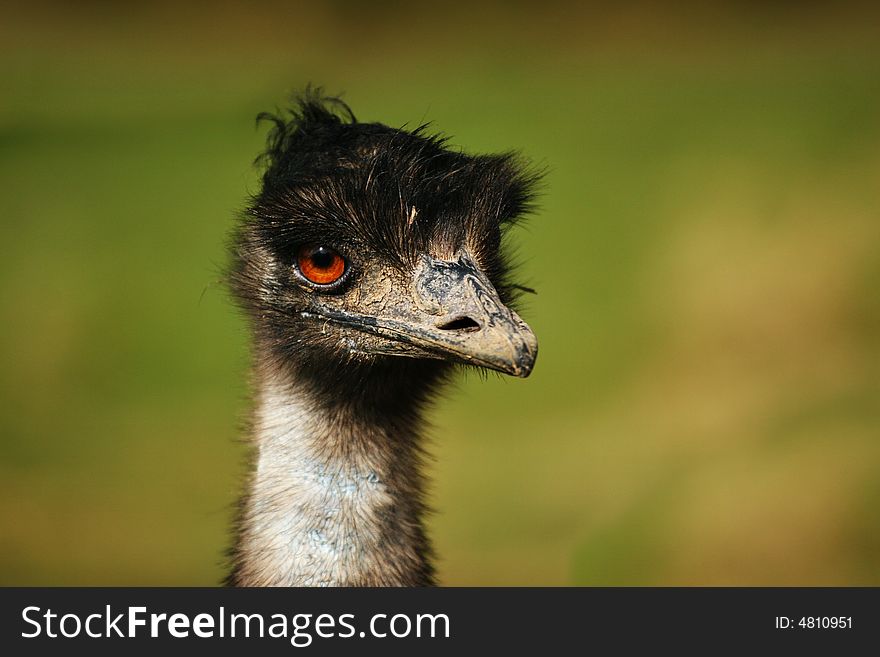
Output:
[399,253,538,377]
[312,253,538,377]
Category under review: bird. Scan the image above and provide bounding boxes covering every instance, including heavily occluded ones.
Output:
[225,90,539,586]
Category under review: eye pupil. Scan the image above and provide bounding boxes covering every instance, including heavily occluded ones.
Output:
[297,245,347,286]
[310,247,335,270]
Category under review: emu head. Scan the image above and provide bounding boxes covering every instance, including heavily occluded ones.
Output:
[231,93,539,388]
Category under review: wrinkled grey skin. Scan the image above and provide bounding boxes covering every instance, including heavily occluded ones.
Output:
[298,250,538,378]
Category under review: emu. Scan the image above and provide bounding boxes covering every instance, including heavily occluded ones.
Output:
[226,92,539,586]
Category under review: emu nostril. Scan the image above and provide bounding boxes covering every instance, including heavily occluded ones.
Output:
[436,315,481,332]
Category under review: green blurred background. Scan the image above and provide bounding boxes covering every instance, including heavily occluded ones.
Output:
[2,1,879,585]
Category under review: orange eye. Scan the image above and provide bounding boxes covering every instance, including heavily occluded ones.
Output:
[297,245,347,286]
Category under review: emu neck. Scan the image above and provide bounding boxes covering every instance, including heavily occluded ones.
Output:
[230,360,435,586]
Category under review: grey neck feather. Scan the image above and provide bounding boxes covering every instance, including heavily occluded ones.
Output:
[230,362,433,586]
